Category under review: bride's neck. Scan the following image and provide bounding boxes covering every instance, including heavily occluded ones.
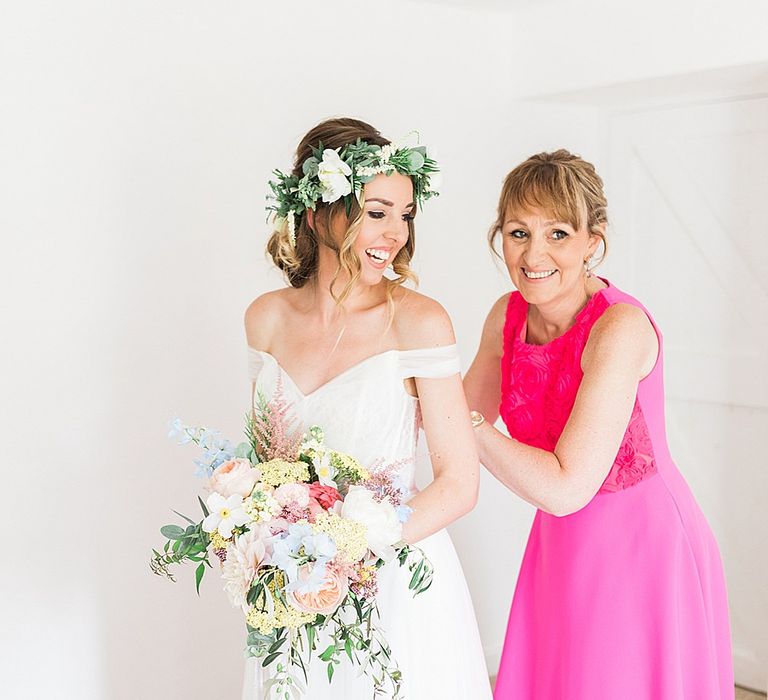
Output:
[305,248,385,323]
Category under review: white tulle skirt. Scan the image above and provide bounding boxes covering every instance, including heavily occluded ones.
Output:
[241,528,492,700]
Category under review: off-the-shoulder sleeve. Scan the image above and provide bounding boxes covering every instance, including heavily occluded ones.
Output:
[398,344,461,379]
[247,347,266,383]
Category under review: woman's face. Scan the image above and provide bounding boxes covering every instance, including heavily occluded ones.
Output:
[349,172,415,287]
[501,207,600,307]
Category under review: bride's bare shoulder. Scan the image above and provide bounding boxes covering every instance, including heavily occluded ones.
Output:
[391,287,456,350]
[244,289,296,350]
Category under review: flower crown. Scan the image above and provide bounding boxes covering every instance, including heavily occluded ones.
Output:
[267,135,440,246]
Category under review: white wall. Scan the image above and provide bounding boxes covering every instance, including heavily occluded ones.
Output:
[2,1,766,698]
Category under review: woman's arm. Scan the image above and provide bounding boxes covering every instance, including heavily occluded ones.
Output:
[473,303,658,516]
[395,295,480,544]
[463,294,509,425]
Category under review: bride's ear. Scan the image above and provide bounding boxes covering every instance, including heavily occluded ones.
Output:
[306,208,315,232]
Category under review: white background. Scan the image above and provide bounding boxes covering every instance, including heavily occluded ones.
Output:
[1,1,766,697]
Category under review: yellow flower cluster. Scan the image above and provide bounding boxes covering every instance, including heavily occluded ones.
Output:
[357,564,376,582]
[329,451,370,482]
[246,598,317,635]
[313,512,368,563]
[209,531,229,550]
[245,577,317,635]
[258,459,310,487]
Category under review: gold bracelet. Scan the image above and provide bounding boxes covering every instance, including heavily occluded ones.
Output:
[470,410,485,428]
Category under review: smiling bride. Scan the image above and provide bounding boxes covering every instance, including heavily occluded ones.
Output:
[242,117,492,699]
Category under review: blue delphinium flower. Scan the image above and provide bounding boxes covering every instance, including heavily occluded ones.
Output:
[167,417,193,444]
[396,504,413,524]
[192,440,234,478]
[270,524,336,594]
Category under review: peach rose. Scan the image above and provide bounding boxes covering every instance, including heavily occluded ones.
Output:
[288,564,348,616]
[208,458,260,498]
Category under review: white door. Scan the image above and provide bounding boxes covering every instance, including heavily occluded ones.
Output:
[607,96,768,691]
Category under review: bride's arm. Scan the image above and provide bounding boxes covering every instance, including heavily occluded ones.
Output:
[396,297,480,544]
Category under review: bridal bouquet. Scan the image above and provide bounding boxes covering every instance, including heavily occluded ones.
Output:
[151,384,433,699]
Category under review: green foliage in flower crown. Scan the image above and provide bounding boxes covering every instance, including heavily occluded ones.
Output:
[266,137,440,228]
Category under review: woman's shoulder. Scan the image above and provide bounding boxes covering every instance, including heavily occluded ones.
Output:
[584,297,659,377]
[391,288,456,350]
[244,288,296,349]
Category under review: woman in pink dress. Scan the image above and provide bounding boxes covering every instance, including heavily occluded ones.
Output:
[464,150,733,699]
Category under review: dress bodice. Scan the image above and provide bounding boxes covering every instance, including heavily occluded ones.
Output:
[499,281,659,493]
[247,344,460,494]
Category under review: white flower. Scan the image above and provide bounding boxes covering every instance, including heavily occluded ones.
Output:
[341,485,403,562]
[379,144,396,162]
[317,148,352,203]
[313,452,337,488]
[392,131,419,151]
[202,493,250,538]
[286,210,296,245]
[221,525,270,610]
[243,483,281,522]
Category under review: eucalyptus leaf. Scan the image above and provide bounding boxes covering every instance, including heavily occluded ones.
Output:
[160,524,185,540]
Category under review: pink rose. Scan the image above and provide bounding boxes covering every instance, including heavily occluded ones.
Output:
[308,483,342,510]
[274,482,311,508]
[208,458,260,498]
[288,564,348,616]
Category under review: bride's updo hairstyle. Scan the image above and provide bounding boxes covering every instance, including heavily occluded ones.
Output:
[489,149,608,269]
[267,117,417,304]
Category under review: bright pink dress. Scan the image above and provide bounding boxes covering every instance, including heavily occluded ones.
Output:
[493,280,734,700]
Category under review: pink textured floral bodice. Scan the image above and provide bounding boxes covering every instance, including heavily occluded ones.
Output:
[499,285,657,493]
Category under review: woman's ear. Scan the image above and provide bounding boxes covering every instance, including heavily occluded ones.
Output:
[588,224,605,257]
[306,208,315,232]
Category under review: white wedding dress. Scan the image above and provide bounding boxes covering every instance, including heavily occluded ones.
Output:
[243,344,492,700]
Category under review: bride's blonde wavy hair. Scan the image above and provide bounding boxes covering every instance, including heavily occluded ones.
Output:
[267,117,417,308]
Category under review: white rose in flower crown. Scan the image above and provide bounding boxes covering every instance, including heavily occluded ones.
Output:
[318,148,352,203]
[341,485,402,562]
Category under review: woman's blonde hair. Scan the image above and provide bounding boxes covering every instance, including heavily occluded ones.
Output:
[489,149,608,266]
[267,117,417,306]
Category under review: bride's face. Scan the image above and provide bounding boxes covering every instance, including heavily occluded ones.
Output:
[352,172,415,286]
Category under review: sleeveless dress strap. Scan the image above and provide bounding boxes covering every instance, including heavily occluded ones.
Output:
[398,344,461,379]
[502,292,526,345]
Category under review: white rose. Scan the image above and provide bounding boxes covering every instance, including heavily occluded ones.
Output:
[341,485,402,562]
[318,148,352,203]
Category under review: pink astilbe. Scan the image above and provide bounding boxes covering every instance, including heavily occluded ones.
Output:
[362,457,413,506]
[280,503,312,524]
[249,376,303,461]
[349,561,379,600]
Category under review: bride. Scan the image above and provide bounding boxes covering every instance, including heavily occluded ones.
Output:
[243,117,491,699]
